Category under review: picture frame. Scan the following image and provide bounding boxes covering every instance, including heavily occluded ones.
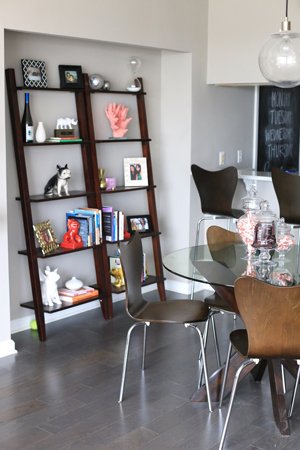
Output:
[33,220,59,255]
[124,157,148,187]
[21,59,48,88]
[126,214,152,234]
[59,65,83,89]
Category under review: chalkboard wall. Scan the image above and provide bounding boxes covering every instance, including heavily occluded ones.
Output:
[257,86,300,172]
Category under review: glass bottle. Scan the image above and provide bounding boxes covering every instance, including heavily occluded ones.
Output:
[126,56,142,92]
[236,185,262,259]
[22,92,34,143]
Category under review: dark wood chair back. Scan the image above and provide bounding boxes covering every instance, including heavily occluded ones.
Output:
[271,167,300,224]
[235,276,300,359]
[119,232,147,318]
[191,164,239,217]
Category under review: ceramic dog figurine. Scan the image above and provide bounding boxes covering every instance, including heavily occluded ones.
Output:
[39,266,61,307]
[44,164,71,197]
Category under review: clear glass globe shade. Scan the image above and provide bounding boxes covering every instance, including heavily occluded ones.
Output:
[259,32,300,88]
[126,56,142,92]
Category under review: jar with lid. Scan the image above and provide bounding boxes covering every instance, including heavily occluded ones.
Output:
[268,217,295,286]
[236,184,262,259]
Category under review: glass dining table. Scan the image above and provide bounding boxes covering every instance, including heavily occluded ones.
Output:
[163,241,300,436]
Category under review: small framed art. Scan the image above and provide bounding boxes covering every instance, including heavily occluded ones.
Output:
[21,59,48,88]
[126,214,152,234]
[33,220,59,255]
[59,65,83,89]
[124,157,148,187]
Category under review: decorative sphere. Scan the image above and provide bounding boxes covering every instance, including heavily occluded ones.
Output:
[89,74,105,90]
[30,319,38,331]
[103,80,111,91]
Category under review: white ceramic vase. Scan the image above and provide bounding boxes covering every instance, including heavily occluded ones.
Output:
[65,276,83,290]
[35,121,46,143]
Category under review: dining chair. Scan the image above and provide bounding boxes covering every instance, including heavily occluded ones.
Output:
[271,167,300,243]
[118,232,213,412]
[206,225,241,399]
[219,276,300,450]
[191,164,243,299]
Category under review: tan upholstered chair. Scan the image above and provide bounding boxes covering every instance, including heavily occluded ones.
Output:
[118,232,212,412]
[219,277,300,449]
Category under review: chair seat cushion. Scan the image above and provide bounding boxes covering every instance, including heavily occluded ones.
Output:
[230,329,248,357]
[135,300,209,323]
[204,292,235,313]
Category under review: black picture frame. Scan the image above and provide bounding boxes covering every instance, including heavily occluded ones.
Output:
[59,65,83,89]
[126,215,152,234]
[21,59,48,88]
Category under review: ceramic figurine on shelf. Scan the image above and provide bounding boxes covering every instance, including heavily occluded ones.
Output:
[39,266,61,307]
[105,103,132,138]
[44,164,71,197]
[98,167,107,190]
[56,117,78,129]
[61,218,84,249]
[110,260,125,288]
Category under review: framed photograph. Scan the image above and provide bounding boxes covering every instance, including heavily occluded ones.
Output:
[33,220,59,255]
[124,157,148,187]
[59,65,83,89]
[126,214,152,234]
[21,59,48,88]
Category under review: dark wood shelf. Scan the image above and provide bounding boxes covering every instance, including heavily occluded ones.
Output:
[101,185,156,194]
[18,243,102,257]
[17,86,83,92]
[20,295,100,313]
[111,275,161,294]
[94,138,151,143]
[23,140,86,146]
[16,190,93,202]
[90,89,146,96]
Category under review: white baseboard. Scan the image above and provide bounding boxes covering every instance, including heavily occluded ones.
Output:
[0,339,18,358]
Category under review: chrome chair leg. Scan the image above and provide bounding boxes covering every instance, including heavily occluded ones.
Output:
[219,358,259,450]
[219,341,232,408]
[142,322,149,370]
[185,322,213,413]
[118,322,145,403]
[198,316,211,387]
[211,312,221,368]
[191,218,205,300]
[281,363,286,394]
[288,360,300,418]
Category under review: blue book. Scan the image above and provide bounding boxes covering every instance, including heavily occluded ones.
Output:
[73,208,99,244]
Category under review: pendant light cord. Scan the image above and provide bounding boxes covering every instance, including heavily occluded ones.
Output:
[286,0,289,18]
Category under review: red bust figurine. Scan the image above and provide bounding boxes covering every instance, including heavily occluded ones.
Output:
[61,218,83,249]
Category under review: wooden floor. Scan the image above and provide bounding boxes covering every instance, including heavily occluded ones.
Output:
[2,290,300,450]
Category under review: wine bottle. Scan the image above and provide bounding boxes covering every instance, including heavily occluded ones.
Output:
[22,92,34,143]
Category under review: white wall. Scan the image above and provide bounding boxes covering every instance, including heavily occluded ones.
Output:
[1,0,257,353]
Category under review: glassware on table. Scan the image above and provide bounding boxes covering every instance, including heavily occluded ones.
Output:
[236,185,262,259]
[269,218,295,286]
[252,200,278,281]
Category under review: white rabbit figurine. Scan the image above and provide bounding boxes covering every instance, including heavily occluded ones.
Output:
[39,266,61,307]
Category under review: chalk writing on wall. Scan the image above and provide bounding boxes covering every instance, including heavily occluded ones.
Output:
[257,86,300,172]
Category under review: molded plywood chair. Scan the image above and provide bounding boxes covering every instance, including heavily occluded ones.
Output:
[206,226,241,397]
[219,277,300,450]
[271,168,300,240]
[118,232,212,412]
[191,164,243,299]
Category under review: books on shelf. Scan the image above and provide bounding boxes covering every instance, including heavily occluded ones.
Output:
[102,206,125,242]
[58,286,99,303]
[47,137,83,143]
[65,207,102,246]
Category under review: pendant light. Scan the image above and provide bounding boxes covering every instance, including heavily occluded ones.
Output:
[258,0,300,88]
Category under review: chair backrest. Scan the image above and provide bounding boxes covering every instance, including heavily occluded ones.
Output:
[119,232,147,318]
[191,164,238,216]
[271,167,300,224]
[207,225,242,248]
[234,276,300,359]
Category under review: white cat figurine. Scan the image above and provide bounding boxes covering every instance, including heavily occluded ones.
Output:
[39,266,61,307]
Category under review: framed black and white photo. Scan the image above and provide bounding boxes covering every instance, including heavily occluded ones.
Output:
[21,59,48,88]
[59,65,83,89]
[124,157,148,187]
[126,214,152,234]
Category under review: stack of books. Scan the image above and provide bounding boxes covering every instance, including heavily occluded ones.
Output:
[65,207,102,246]
[58,286,99,303]
[47,137,83,143]
[102,206,125,242]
